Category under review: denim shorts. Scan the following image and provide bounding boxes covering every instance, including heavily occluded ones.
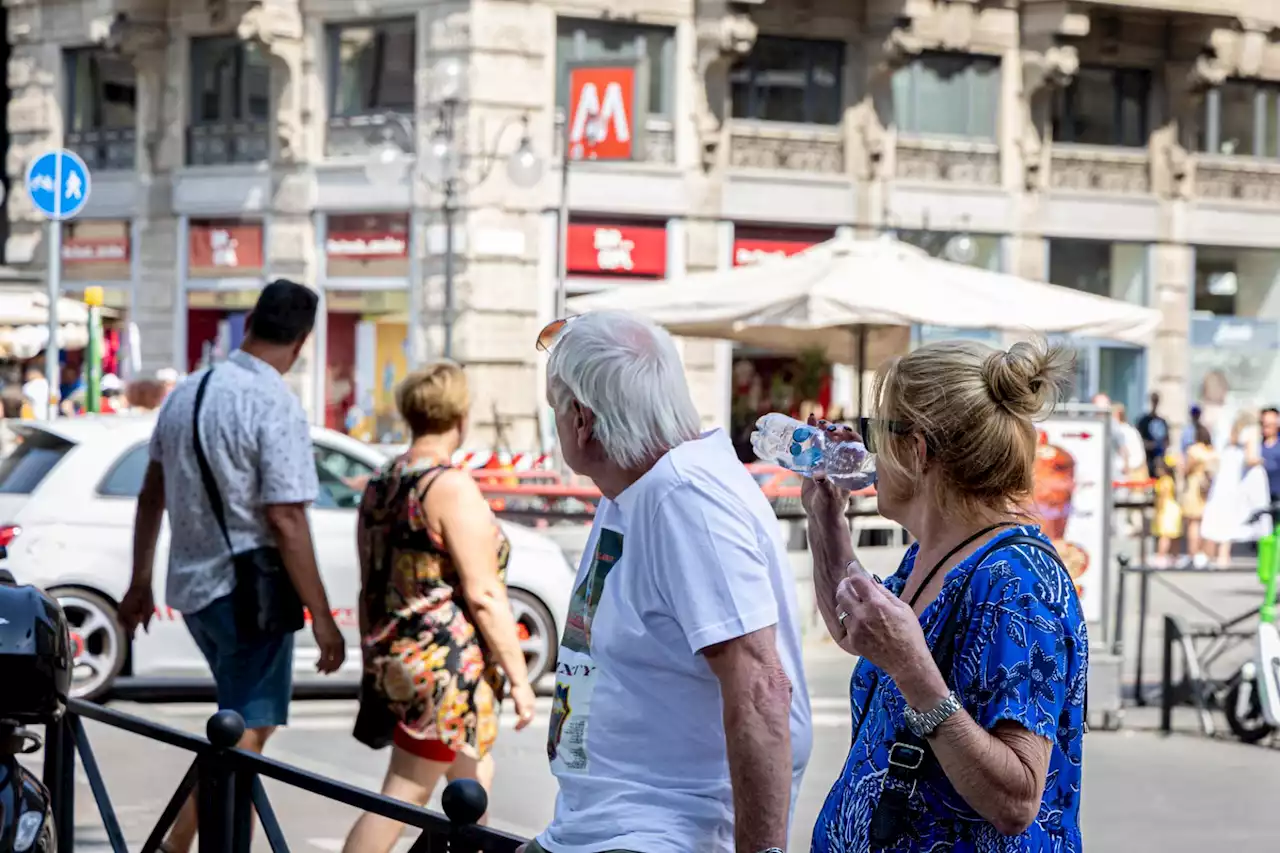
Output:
[184,593,294,730]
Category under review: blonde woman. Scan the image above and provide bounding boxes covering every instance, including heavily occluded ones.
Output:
[344,362,536,853]
[1201,410,1268,565]
[805,339,1086,852]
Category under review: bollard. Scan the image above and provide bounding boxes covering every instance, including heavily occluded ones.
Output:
[199,709,246,853]
[42,713,76,850]
[442,779,489,851]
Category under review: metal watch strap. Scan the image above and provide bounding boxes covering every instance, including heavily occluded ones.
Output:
[755,848,785,853]
[906,692,962,738]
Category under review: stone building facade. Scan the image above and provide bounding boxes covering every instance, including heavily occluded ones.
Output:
[6,0,1280,452]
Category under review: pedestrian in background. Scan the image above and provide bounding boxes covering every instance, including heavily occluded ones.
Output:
[1260,407,1280,503]
[522,311,811,853]
[1152,451,1183,564]
[1201,410,1267,565]
[1136,391,1170,478]
[1179,423,1215,564]
[804,338,1086,852]
[343,361,536,853]
[121,279,345,853]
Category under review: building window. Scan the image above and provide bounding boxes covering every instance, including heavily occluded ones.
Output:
[1202,80,1280,158]
[730,36,843,125]
[188,36,271,165]
[1053,66,1151,147]
[326,19,416,157]
[64,49,137,170]
[892,52,1000,140]
[556,18,675,118]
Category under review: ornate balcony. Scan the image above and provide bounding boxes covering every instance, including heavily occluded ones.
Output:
[326,112,415,159]
[895,137,1000,186]
[1194,155,1280,204]
[728,122,844,174]
[1048,144,1151,194]
[66,128,136,171]
[187,121,270,166]
[552,115,675,165]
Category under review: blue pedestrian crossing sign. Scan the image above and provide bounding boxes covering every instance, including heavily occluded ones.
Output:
[25,149,91,220]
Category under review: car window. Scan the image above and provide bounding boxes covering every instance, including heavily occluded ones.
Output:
[0,430,74,495]
[313,443,377,510]
[98,443,151,498]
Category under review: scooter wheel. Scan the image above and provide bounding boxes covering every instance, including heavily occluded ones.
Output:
[1224,679,1276,744]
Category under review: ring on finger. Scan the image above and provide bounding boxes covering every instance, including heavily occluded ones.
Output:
[838,610,849,625]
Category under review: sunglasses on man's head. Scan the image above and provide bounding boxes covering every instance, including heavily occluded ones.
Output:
[536,316,579,353]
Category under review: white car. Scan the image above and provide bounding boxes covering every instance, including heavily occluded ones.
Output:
[0,416,573,700]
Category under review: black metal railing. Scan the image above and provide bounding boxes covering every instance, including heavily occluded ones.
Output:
[326,112,416,158]
[66,129,137,171]
[187,122,270,166]
[43,698,525,853]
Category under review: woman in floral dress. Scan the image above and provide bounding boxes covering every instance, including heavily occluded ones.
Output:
[344,362,536,853]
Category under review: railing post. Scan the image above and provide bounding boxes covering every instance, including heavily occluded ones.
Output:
[441,779,489,852]
[42,711,76,850]
[198,710,246,853]
[1160,615,1177,734]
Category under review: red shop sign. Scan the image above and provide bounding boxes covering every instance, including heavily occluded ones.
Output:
[567,222,666,277]
[189,221,264,273]
[733,229,834,267]
[63,237,129,263]
[326,214,410,260]
[567,64,639,161]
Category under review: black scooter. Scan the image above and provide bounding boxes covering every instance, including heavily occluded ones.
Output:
[0,552,69,853]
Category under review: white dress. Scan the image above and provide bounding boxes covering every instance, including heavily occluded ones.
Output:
[1200,443,1270,543]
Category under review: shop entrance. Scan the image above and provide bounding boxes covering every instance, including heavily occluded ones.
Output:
[324,289,409,442]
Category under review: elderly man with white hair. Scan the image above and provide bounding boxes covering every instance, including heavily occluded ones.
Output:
[520,311,812,853]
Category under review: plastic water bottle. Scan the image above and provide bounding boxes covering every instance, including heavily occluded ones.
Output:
[750,413,877,490]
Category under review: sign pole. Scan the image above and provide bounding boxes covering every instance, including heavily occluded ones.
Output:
[45,216,61,420]
[85,286,104,413]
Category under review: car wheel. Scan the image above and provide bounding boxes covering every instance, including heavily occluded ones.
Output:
[508,588,557,684]
[53,588,127,702]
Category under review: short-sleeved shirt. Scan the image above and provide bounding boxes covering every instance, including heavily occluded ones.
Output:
[538,429,813,853]
[812,525,1087,853]
[149,349,318,615]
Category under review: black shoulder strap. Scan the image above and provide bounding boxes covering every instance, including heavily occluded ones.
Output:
[192,369,233,553]
[931,533,1065,674]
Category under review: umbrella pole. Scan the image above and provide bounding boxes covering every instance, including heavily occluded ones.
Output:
[856,324,867,417]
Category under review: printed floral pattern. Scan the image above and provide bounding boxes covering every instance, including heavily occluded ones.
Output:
[812,525,1087,853]
[359,457,512,759]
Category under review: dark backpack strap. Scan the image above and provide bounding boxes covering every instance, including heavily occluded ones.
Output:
[192,369,233,553]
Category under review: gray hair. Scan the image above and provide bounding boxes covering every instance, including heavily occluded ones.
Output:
[547,311,701,469]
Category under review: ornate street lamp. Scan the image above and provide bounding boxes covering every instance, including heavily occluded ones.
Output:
[364,57,543,362]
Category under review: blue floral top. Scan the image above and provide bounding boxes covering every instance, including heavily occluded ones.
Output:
[812,525,1087,853]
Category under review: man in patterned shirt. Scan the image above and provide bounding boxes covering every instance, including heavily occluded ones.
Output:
[122,279,345,853]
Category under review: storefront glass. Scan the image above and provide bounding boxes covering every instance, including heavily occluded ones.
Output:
[1048,237,1149,413]
[1189,246,1280,432]
[61,219,132,380]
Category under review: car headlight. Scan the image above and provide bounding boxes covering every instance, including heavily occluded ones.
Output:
[14,810,43,852]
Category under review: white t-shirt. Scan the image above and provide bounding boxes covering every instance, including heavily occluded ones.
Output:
[538,429,812,853]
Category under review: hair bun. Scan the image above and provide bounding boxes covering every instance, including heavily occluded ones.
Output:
[982,340,1074,419]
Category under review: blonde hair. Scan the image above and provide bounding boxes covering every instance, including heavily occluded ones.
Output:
[396,361,470,436]
[871,338,1075,521]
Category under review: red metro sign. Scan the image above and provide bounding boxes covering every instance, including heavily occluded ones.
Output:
[567,64,641,161]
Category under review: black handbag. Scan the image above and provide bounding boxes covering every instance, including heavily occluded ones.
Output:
[192,368,306,638]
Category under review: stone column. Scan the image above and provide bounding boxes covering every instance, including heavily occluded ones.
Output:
[682,1,758,427]
[239,1,316,407]
[421,0,551,451]
[4,0,59,269]
[99,10,179,375]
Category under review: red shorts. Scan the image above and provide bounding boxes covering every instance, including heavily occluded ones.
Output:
[393,723,457,763]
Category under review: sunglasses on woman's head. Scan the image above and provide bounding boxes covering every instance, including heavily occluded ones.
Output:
[536,316,579,353]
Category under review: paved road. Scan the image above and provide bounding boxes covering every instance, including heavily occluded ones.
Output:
[43,648,1279,853]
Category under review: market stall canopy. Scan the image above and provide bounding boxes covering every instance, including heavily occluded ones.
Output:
[567,235,1162,362]
[0,289,117,359]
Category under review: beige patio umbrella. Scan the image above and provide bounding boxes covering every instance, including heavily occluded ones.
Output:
[569,235,1162,411]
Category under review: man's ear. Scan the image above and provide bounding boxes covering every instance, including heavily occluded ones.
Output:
[573,401,595,448]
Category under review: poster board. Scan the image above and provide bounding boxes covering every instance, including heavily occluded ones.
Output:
[1033,412,1112,629]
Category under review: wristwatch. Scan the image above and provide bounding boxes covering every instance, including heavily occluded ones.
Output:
[755,848,786,853]
[904,692,963,738]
